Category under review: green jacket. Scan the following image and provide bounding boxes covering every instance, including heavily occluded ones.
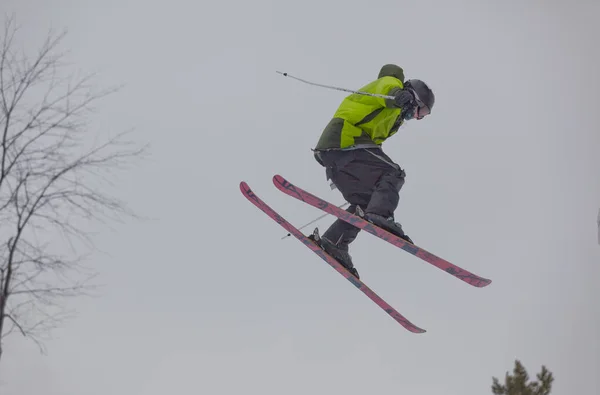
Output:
[314,64,408,150]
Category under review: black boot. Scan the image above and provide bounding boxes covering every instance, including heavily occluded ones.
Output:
[363,212,414,244]
[308,228,360,279]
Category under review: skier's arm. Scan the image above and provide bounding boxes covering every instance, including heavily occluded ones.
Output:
[372,77,415,110]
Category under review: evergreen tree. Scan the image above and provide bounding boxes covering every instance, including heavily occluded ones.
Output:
[492,360,554,395]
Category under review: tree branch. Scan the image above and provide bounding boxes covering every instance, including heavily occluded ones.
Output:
[0,15,144,360]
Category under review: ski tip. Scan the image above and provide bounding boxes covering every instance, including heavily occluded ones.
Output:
[402,324,426,334]
[239,181,250,193]
[476,278,492,288]
[273,175,290,190]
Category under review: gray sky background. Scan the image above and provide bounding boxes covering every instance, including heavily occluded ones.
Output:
[1,0,599,394]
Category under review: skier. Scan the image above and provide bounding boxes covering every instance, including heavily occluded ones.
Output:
[310,64,435,278]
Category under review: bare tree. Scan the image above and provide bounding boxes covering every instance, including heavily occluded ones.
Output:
[0,16,145,362]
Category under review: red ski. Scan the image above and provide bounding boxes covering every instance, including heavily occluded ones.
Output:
[272,174,492,288]
[240,181,426,334]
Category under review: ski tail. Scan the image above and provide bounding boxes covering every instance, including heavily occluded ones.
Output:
[239,181,426,334]
[272,174,492,288]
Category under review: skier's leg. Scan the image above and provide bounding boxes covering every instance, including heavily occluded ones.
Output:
[365,165,405,218]
[322,204,361,245]
[359,149,413,243]
[316,204,361,278]
[322,148,413,243]
[313,150,371,278]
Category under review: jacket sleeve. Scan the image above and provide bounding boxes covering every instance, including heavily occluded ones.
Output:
[370,77,406,109]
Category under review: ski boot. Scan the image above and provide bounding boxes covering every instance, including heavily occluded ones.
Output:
[356,207,414,244]
[308,228,360,279]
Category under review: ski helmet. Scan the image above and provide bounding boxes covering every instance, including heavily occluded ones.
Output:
[405,79,434,118]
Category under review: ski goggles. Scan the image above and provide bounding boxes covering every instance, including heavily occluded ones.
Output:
[415,103,430,120]
[409,89,431,120]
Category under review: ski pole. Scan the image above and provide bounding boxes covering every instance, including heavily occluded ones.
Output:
[276,71,396,100]
[281,201,350,239]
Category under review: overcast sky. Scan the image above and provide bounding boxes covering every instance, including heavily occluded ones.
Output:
[1,0,599,394]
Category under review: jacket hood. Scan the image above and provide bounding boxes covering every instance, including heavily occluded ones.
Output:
[378,64,405,82]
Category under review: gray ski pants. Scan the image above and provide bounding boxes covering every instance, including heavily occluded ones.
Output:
[314,147,406,247]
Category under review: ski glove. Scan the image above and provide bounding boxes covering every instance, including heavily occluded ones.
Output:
[393,89,415,108]
[394,89,418,120]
